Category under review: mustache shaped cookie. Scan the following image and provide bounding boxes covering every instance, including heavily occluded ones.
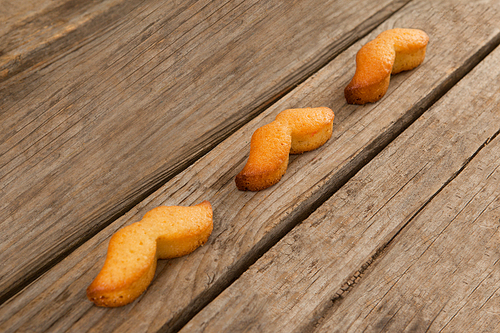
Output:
[345,28,429,104]
[236,107,335,191]
[87,201,213,307]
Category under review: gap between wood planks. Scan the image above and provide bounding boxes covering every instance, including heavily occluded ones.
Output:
[294,44,500,333]
[169,19,500,333]
[0,0,147,84]
[304,127,500,333]
[0,0,411,307]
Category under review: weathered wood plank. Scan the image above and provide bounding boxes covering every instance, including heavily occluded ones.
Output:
[0,0,142,81]
[314,102,500,333]
[0,0,407,302]
[2,0,500,332]
[180,13,500,333]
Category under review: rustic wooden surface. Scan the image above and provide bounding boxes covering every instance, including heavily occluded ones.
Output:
[316,133,500,333]
[0,0,142,81]
[2,0,500,332]
[180,30,500,333]
[0,0,407,302]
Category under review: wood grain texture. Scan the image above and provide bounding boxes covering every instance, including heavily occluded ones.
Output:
[2,0,500,332]
[0,0,142,81]
[315,93,500,333]
[179,15,500,333]
[0,0,406,302]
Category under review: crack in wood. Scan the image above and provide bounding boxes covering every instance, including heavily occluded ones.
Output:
[308,109,500,333]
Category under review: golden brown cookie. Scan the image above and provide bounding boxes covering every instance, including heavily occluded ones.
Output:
[345,28,429,104]
[235,107,334,191]
[87,201,213,307]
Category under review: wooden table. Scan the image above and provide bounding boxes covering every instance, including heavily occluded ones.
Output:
[1,0,500,331]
